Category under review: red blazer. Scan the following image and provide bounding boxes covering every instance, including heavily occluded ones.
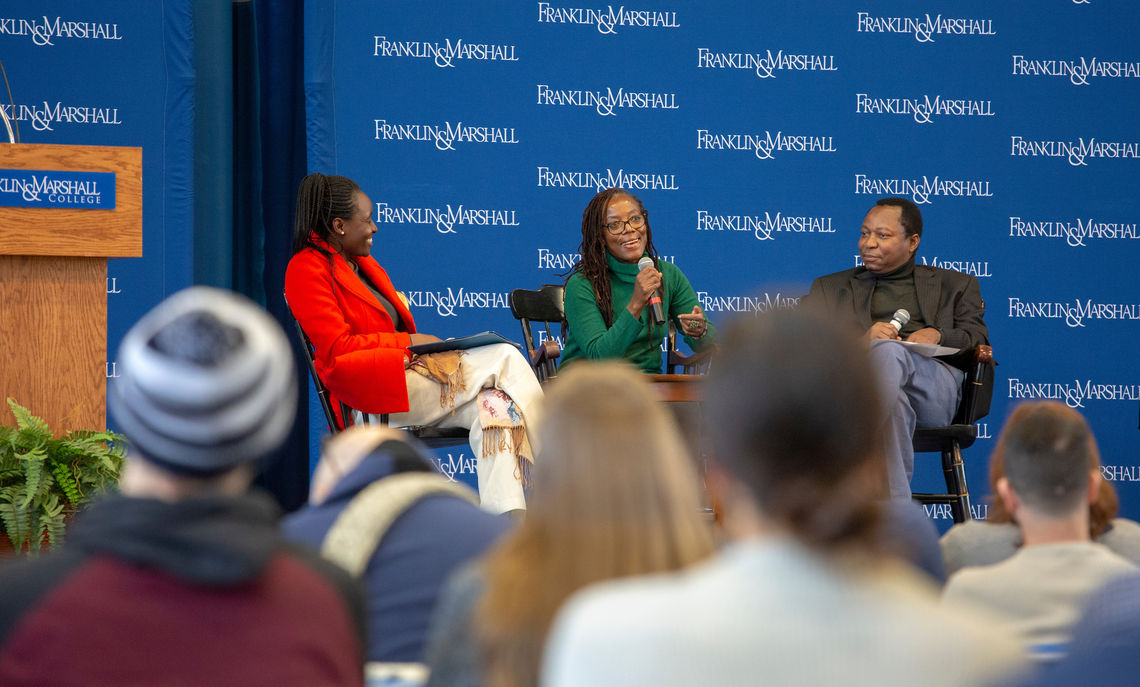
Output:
[285,239,418,423]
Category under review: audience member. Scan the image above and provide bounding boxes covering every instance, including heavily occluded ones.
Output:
[0,287,365,686]
[283,425,510,665]
[942,401,1137,660]
[1003,573,1140,686]
[423,361,714,687]
[941,414,1140,576]
[543,310,1023,687]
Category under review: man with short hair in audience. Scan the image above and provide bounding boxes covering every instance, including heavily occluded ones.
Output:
[801,197,988,501]
[283,425,510,666]
[0,287,366,686]
[942,401,1138,660]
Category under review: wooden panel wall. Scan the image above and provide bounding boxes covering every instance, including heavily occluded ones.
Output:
[0,256,106,433]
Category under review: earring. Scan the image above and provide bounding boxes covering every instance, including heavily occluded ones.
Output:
[338,230,345,235]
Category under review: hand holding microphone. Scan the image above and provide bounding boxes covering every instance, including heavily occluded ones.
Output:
[634,256,666,326]
[888,308,910,333]
[866,308,910,341]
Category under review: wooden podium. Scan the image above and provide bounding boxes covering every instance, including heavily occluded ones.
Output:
[0,144,142,433]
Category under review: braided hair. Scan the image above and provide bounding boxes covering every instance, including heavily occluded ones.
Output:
[567,188,660,328]
[291,173,362,257]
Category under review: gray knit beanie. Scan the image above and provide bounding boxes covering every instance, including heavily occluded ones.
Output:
[108,286,297,476]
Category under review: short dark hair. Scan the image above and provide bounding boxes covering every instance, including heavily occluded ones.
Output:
[705,309,884,551]
[997,401,1097,517]
[875,197,923,239]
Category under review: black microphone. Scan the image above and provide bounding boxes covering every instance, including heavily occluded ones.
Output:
[888,308,911,333]
[637,256,666,326]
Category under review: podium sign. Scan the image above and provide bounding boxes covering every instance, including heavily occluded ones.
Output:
[0,143,142,433]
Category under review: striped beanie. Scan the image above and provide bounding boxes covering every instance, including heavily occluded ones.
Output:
[108,287,297,476]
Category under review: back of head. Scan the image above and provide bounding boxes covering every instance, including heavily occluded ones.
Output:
[109,286,297,477]
[706,309,883,550]
[476,361,712,687]
[997,401,1097,517]
[533,361,711,570]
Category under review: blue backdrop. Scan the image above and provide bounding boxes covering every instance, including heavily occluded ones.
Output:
[3,2,1136,525]
[304,1,1140,528]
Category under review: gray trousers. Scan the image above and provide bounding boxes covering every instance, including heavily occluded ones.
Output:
[871,342,964,500]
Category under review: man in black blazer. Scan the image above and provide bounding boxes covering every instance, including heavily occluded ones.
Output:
[801,197,989,500]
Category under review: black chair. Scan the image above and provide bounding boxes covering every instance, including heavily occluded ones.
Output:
[284,295,468,449]
[665,322,716,374]
[911,345,997,524]
[508,284,565,383]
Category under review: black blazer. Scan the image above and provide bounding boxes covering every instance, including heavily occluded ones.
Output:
[801,264,989,370]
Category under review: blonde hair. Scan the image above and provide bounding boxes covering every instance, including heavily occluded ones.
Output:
[474,361,714,687]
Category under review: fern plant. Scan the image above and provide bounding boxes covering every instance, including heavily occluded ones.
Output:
[0,398,124,553]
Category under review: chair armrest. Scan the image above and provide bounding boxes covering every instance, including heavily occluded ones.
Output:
[974,345,994,366]
[667,345,717,374]
[529,339,561,369]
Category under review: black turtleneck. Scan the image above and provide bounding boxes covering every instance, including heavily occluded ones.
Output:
[868,259,926,337]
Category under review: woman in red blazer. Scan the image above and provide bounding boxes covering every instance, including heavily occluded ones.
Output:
[285,174,542,513]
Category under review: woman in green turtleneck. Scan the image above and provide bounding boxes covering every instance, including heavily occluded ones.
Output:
[560,188,716,374]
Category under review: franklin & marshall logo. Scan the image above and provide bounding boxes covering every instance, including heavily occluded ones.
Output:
[538,249,674,270]
[854,254,992,278]
[432,452,477,482]
[536,84,677,116]
[696,48,836,79]
[1008,378,1140,408]
[1008,216,1138,246]
[696,129,836,159]
[855,93,994,123]
[374,120,518,151]
[375,202,519,235]
[1011,55,1140,84]
[403,287,510,317]
[853,173,992,205]
[1007,297,1140,327]
[537,166,678,191]
[696,209,834,241]
[0,16,121,46]
[696,291,799,314]
[536,3,679,33]
[0,169,113,209]
[0,102,122,132]
[373,35,518,67]
[855,12,995,42]
[924,503,988,520]
[1010,136,1140,166]
[1101,465,1140,482]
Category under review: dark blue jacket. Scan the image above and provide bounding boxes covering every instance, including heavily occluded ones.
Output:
[283,445,510,663]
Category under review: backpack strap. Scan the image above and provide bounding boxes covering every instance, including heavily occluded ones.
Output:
[321,472,479,576]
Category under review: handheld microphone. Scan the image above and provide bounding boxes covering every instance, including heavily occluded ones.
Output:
[637,256,666,326]
[888,308,911,332]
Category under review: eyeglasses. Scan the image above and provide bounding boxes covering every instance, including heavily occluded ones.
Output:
[604,213,647,235]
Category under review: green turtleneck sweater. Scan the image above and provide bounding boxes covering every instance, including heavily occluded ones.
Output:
[560,252,716,374]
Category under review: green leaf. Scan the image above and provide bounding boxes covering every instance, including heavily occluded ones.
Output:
[6,399,49,435]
